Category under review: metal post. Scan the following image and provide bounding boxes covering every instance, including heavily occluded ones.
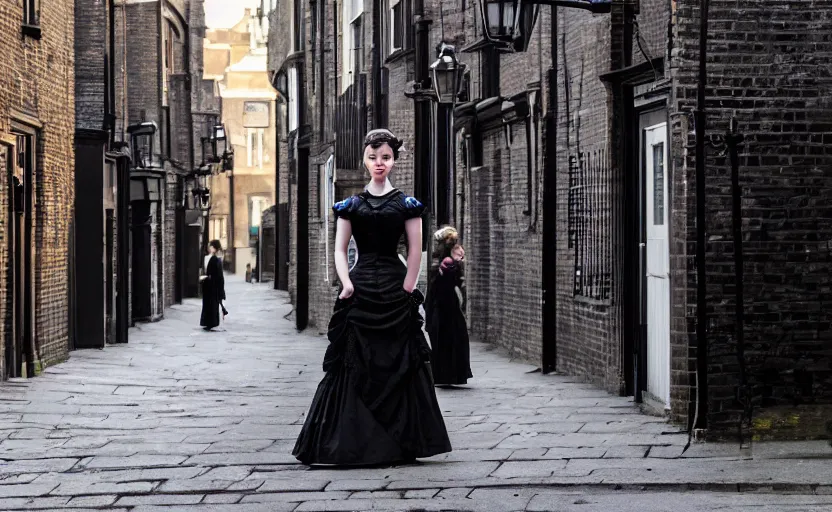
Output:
[693,0,709,431]
[727,117,746,441]
[541,7,558,374]
[414,0,433,252]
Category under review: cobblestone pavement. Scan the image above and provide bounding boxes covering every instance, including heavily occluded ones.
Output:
[0,278,830,511]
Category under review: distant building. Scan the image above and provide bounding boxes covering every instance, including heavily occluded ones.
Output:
[205,10,277,276]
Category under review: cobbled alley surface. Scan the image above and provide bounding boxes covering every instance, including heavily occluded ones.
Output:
[0,278,830,511]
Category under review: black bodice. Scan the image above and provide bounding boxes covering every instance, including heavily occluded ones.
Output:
[333,189,425,258]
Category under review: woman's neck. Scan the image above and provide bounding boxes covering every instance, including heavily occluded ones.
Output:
[366,178,394,196]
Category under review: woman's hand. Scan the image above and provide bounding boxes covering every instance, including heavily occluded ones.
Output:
[403,283,415,294]
[339,281,355,300]
[452,245,465,262]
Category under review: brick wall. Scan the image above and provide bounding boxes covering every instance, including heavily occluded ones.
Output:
[673,0,832,439]
[554,8,621,390]
[75,0,108,131]
[0,0,76,371]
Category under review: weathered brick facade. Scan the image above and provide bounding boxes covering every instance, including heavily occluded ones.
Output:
[671,0,832,439]
[270,0,832,439]
[0,0,76,377]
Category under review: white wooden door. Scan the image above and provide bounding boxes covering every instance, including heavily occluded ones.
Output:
[645,122,670,408]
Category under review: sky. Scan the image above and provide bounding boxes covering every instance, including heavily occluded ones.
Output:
[204,0,261,29]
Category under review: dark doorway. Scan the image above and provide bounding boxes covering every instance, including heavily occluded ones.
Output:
[106,209,116,344]
[296,146,310,331]
[131,201,153,320]
[72,130,109,350]
[277,202,289,291]
[185,223,201,298]
[8,129,36,378]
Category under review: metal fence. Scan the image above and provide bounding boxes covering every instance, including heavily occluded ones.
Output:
[335,74,367,170]
[568,149,612,301]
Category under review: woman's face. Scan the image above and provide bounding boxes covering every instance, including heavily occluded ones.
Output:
[208,245,217,255]
[363,143,395,181]
[452,245,465,262]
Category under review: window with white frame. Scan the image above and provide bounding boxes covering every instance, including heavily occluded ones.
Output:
[391,0,403,53]
[247,128,265,169]
[288,67,299,132]
[210,216,228,250]
[249,195,270,246]
[341,0,364,92]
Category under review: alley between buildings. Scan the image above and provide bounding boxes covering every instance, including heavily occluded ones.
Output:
[0,278,830,512]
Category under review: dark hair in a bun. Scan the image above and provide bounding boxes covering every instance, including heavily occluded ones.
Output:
[364,129,404,159]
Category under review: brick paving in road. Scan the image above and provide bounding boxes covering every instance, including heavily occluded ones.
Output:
[0,277,830,511]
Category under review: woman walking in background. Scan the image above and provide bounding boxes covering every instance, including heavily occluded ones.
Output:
[293,129,451,466]
[200,240,226,331]
[425,227,472,387]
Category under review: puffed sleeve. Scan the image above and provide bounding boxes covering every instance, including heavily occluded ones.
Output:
[332,195,359,220]
[403,195,426,220]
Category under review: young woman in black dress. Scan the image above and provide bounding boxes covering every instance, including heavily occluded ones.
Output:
[425,227,472,386]
[293,129,452,466]
[200,240,225,331]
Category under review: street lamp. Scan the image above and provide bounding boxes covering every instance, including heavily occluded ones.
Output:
[477,0,612,52]
[127,121,158,168]
[429,43,468,228]
[430,44,468,104]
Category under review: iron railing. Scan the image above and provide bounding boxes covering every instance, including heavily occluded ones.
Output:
[335,74,367,170]
[568,149,612,301]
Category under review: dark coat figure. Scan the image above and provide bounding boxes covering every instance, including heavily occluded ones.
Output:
[425,228,472,386]
[200,242,225,330]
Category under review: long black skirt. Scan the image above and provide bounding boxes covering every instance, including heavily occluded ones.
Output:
[293,256,452,466]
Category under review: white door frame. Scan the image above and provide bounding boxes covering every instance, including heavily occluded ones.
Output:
[644,122,670,408]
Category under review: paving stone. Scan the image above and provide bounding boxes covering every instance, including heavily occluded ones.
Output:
[131,505,295,512]
[66,494,119,507]
[201,493,243,504]
[349,490,404,499]
[83,455,188,469]
[0,496,69,509]
[403,488,439,498]
[186,452,295,466]
[0,458,80,474]
[0,483,59,498]
[116,494,205,506]
[259,478,330,492]
[603,445,650,458]
[491,460,568,478]
[155,480,235,493]
[203,440,274,453]
[50,481,157,496]
[241,491,351,502]
[324,480,386,491]
[197,466,253,481]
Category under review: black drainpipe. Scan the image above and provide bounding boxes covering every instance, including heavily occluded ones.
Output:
[372,0,383,128]
[413,0,433,249]
[541,6,558,374]
[693,0,710,432]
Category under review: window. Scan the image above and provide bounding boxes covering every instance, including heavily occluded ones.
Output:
[341,0,364,92]
[288,67,299,132]
[387,0,412,56]
[243,101,270,128]
[292,0,304,52]
[652,142,665,225]
[247,128,265,169]
[22,0,41,37]
[352,16,363,77]
[210,216,228,250]
[391,0,403,53]
[249,195,270,246]
[311,1,318,92]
